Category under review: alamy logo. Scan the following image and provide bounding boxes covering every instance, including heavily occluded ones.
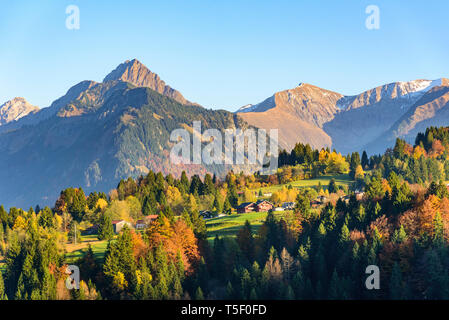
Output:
[365,5,380,30]
[66,5,80,30]
[65,265,80,290]
[365,265,380,290]
[170,121,279,175]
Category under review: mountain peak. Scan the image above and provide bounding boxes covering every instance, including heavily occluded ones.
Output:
[103,59,191,105]
[0,97,39,126]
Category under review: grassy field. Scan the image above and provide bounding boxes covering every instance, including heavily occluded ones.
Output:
[205,175,350,242]
[206,211,286,242]
[0,236,110,271]
[253,174,353,193]
[64,235,111,264]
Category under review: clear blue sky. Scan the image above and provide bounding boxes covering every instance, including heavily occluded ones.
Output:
[1,0,448,111]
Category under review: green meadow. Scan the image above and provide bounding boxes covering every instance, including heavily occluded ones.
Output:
[252,174,352,194]
[64,235,112,264]
[206,211,286,242]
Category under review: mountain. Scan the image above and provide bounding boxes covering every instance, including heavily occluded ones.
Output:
[237,83,343,150]
[324,79,444,154]
[364,79,449,153]
[0,60,197,135]
[103,59,194,105]
[2,59,448,208]
[0,97,39,126]
[0,60,249,209]
[237,79,449,154]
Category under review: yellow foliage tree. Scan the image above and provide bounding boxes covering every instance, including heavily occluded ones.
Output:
[355,165,365,179]
[96,198,108,210]
[413,145,427,159]
[13,216,27,230]
[243,188,257,203]
[113,271,128,291]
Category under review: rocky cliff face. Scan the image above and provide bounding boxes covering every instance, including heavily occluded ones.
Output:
[0,97,39,125]
[237,79,449,154]
[364,79,449,153]
[103,59,193,105]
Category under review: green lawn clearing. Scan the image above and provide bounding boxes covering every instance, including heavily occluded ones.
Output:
[253,174,353,194]
[206,211,285,242]
[64,234,112,264]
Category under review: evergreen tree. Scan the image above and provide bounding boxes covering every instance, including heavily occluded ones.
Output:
[223,196,232,215]
[98,214,114,241]
[195,287,204,300]
[38,207,55,229]
[213,192,223,214]
[0,271,7,300]
[180,171,190,194]
[328,178,338,194]
[227,185,239,208]
[236,220,255,263]
[142,192,157,216]
[328,269,339,299]
[389,262,403,300]
[361,151,369,169]
[296,193,311,219]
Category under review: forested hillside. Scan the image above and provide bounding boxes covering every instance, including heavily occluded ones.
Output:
[0,80,248,209]
[2,127,449,300]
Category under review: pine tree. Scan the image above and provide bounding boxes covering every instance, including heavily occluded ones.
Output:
[339,224,350,244]
[354,203,366,227]
[195,287,204,300]
[38,206,55,229]
[285,285,295,300]
[361,151,369,169]
[98,214,114,241]
[328,269,339,299]
[392,225,407,244]
[296,193,311,219]
[328,178,338,194]
[213,192,223,214]
[0,271,7,300]
[202,173,215,195]
[227,185,239,208]
[237,220,255,263]
[180,171,190,194]
[142,192,157,216]
[389,262,403,300]
[226,281,234,299]
[223,197,232,215]
[373,202,381,219]
[249,288,258,300]
[78,244,98,282]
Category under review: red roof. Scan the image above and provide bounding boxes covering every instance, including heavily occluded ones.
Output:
[111,220,124,225]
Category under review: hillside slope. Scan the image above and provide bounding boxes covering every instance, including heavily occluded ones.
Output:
[237,79,448,154]
[0,61,248,209]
